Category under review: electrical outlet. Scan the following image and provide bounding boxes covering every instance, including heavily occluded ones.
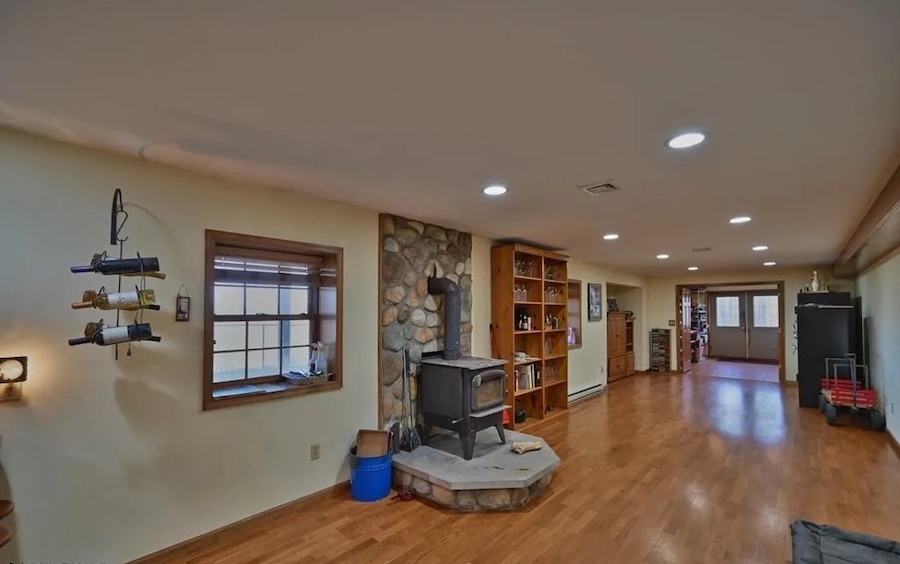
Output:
[310,443,320,461]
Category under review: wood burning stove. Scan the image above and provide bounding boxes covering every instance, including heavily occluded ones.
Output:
[419,274,509,460]
[421,355,508,460]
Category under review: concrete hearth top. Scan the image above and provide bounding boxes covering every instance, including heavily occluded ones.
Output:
[419,356,507,370]
[393,429,559,491]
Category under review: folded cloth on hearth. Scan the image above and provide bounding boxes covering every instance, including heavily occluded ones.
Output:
[510,441,542,454]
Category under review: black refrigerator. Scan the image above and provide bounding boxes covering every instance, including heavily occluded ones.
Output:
[795,292,856,408]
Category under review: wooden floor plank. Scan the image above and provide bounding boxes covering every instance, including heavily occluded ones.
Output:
[142,373,900,564]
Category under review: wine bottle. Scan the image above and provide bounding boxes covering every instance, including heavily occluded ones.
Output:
[68,321,161,346]
[71,288,159,311]
[71,254,165,278]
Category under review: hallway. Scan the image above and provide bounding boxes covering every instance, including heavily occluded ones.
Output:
[149,374,900,563]
[689,357,780,383]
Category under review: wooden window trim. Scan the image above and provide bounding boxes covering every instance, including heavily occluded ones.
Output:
[204,230,343,411]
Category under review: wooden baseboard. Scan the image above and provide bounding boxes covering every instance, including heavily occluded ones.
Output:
[130,480,349,563]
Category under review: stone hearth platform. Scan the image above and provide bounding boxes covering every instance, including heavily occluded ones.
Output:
[393,429,559,511]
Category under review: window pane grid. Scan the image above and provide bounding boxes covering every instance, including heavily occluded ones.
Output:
[213,265,313,384]
[214,346,311,381]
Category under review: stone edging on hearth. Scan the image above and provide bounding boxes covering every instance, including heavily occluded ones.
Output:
[394,469,554,512]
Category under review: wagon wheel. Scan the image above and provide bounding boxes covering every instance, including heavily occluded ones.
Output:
[825,404,838,426]
[870,410,886,431]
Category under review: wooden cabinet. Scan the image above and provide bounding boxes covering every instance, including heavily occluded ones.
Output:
[491,243,569,430]
[608,312,635,382]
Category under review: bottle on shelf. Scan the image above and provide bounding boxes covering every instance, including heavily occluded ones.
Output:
[68,320,162,346]
[71,288,159,311]
[70,253,166,279]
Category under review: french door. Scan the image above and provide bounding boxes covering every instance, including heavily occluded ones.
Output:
[708,291,779,361]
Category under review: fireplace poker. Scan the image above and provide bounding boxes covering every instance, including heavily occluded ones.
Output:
[400,347,422,451]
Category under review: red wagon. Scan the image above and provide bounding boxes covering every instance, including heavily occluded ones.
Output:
[819,356,885,430]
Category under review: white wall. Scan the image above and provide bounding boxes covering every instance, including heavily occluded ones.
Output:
[0,129,384,562]
[856,252,900,442]
[470,236,493,359]
[645,269,854,381]
[567,262,647,398]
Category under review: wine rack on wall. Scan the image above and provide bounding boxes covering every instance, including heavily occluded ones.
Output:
[68,189,164,358]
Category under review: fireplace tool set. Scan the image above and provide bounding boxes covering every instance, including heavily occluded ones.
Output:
[68,189,163,357]
[399,347,423,451]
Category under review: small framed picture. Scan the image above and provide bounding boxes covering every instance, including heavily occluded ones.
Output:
[587,283,603,322]
[607,298,619,313]
[176,295,191,322]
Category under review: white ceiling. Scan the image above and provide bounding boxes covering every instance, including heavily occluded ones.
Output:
[2,1,899,275]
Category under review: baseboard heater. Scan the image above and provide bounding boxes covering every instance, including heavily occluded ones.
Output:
[568,383,607,403]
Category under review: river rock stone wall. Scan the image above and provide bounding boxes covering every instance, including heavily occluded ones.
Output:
[380,214,473,426]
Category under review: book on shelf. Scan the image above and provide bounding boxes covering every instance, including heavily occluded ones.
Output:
[515,364,543,391]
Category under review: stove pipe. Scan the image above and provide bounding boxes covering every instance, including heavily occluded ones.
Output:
[427,276,461,360]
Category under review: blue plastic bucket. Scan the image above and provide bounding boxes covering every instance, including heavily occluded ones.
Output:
[350,450,393,502]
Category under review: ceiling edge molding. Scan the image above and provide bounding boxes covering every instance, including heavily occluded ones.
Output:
[834,164,900,278]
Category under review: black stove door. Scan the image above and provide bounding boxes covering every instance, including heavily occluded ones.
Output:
[470,369,506,412]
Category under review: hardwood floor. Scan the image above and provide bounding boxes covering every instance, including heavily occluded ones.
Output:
[146,374,900,564]
[689,357,780,383]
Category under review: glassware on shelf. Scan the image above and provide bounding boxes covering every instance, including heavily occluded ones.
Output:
[514,283,529,302]
[545,363,559,382]
[545,286,562,304]
[515,257,536,278]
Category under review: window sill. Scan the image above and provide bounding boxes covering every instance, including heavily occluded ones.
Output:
[205,377,340,410]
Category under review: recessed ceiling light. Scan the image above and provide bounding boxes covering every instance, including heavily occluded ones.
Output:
[763,261,776,266]
[729,216,752,224]
[656,254,670,260]
[482,184,507,196]
[752,245,769,251]
[603,233,620,241]
[666,131,706,149]
[688,266,699,271]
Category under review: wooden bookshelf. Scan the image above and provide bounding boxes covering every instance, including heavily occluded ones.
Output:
[491,243,569,430]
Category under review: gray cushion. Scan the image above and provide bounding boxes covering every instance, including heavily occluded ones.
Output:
[792,520,900,564]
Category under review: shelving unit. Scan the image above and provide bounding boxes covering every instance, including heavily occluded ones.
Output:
[491,243,569,431]
[608,312,636,382]
[651,328,671,372]
[689,289,708,363]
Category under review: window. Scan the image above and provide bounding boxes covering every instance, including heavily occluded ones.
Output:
[204,230,342,410]
[715,296,741,327]
[753,295,779,328]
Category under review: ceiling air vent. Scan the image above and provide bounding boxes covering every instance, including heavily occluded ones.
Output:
[692,247,713,253]
[580,182,620,196]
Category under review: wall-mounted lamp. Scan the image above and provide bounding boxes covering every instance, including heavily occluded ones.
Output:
[0,356,27,402]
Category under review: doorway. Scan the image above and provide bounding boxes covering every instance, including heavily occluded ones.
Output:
[675,282,785,383]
